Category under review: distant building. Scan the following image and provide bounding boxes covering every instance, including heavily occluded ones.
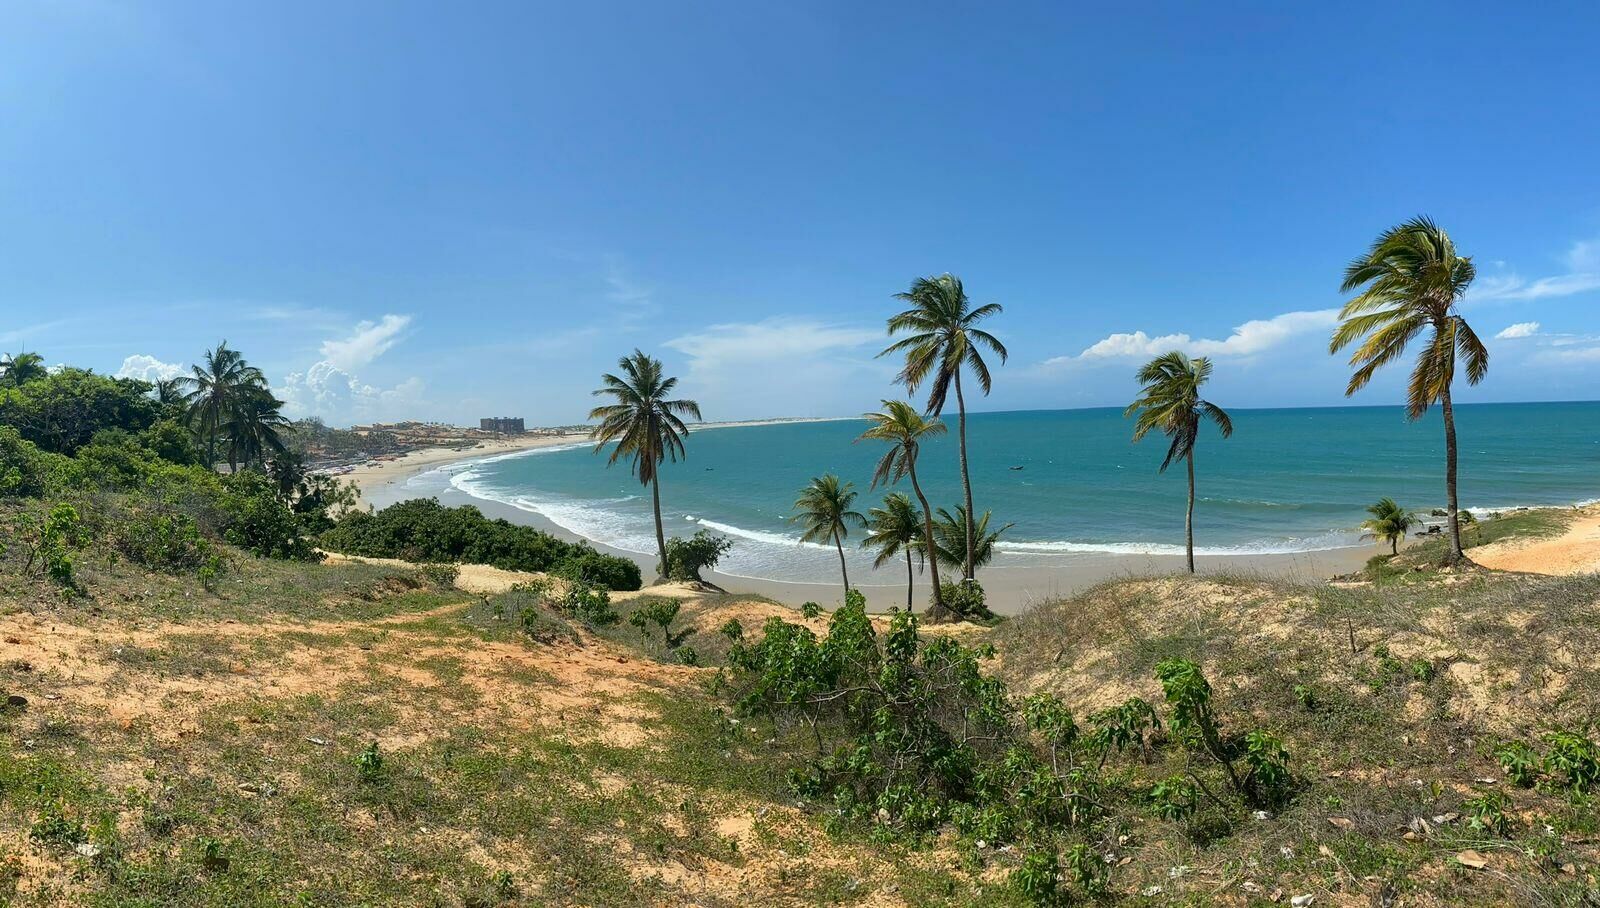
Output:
[479,417,525,435]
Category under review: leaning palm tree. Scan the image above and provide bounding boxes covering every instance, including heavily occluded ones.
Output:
[792,474,866,596]
[858,400,949,616]
[881,274,1007,581]
[1331,217,1486,565]
[589,350,702,581]
[862,492,924,609]
[180,341,264,469]
[0,351,47,387]
[927,505,1012,573]
[1125,351,1233,573]
[1361,497,1416,556]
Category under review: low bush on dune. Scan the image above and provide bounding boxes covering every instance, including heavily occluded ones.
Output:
[320,498,641,590]
[662,529,733,583]
[722,589,1296,904]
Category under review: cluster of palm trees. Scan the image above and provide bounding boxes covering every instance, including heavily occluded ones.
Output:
[180,342,292,472]
[591,215,1491,607]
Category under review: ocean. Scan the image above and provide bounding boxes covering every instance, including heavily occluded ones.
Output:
[422,402,1600,586]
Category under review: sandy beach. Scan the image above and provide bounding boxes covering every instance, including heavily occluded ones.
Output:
[1472,503,1600,575]
[340,432,590,509]
[343,431,1389,614]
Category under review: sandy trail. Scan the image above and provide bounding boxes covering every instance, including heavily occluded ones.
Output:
[1473,505,1600,575]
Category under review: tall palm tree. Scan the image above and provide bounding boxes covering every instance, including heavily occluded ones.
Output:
[792,474,866,596]
[181,341,264,469]
[881,274,1007,581]
[1361,497,1416,556]
[863,492,923,610]
[0,351,47,387]
[1125,351,1233,573]
[1331,216,1486,564]
[154,377,186,406]
[926,506,1012,573]
[858,400,949,615]
[589,350,702,581]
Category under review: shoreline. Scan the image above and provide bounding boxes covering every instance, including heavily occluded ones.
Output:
[346,431,1376,614]
[343,423,1600,613]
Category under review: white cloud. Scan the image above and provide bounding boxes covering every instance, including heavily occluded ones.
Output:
[666,318,881,366]
[319,314,412,370]
[1053,308,1338,364]
[278,313,422,425]
[663,317,889,419]
[115,354,186,382]
[1471,236,1600,303]
[280,362,425,425]
[1495,321,1541,339]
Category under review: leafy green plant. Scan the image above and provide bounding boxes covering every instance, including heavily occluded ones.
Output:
[1496,740,1539,787]
[28,803,86,849]
[1464,789,1515,836]
[936,579,992,620]
[662,530,733,582]
[674,646,700,667]
[1149,775,1198,820]
[718,618,744,641]
[1242,730,1293,807]
[1063,843,1106,898]
[800,601,822,619]
[1087,698,1160,758]
[1542,730,1600,794]
[1293,683,1316,710]
[1156,658,1294,808]
[417,562,459,588]
[1011,849,1058,905]
[356,742,385,784]
[628,597,691,648]
[559,581,618,627]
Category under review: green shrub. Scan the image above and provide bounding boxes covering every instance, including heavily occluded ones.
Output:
[935,579,993,620]
[112,509,218,575]
[1011,849,1058,905]
[0,368,159,455]
[1464,789,1514,836]
[1543,730,1600,794]
[629,597,691,648]
[321,498,640,590]
[551,548,642,591]
[217,470,319,561]
[662,530,733,582]
[800,601,822,619]
[417,563,460,588]
[355,742,385,784]
[0,427,75,498]
[559,581,618,627]
[1496,740,1539,787]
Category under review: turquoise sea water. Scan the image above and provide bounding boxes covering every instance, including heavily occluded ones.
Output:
[433,402,1600,583]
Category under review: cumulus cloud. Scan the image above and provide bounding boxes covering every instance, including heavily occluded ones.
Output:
[115,354,186,382]
[1495,321,1541,339]
[280,362,425,424]
[1047,308,1338,365]
[279,313,423,425]
[319,314,412,371]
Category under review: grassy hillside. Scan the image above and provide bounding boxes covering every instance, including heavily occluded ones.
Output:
[1,493,1597,904]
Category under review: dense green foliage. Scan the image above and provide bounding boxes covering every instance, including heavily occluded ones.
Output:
[0,368,161,456]
[320,498,642,590]
[662,529,733,582]
[725,591,1297,903]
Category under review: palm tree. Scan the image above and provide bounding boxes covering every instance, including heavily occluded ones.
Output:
[181,341,265,469]
[1331,217,1486,565]
[589,350,702,581]
[792,474,866,596]
[224,384,291,471]
[1361,497,1416,556]
[0,351,47,387]
[858,400,949,616]
[881,274,1007,581]
[1125,351,1234,573]
[863,492,924,609]
[927,505,1012,573]
[154,378,186,406]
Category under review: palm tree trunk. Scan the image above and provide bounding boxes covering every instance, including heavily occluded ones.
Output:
[904,549,914,610]
[1441,385,1464,563]
[651,473,669,582]
[1185,452,1196,574]
[954,370,976,580]
[1391,536,1399,556]
[908,460,944,614]
[832,529,850,594]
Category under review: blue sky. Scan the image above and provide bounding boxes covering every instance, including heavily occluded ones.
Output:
[3,1,1599,426]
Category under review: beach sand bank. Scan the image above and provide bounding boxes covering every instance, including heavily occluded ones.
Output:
[347,437,1380,615]
[1472,503,1600,575]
